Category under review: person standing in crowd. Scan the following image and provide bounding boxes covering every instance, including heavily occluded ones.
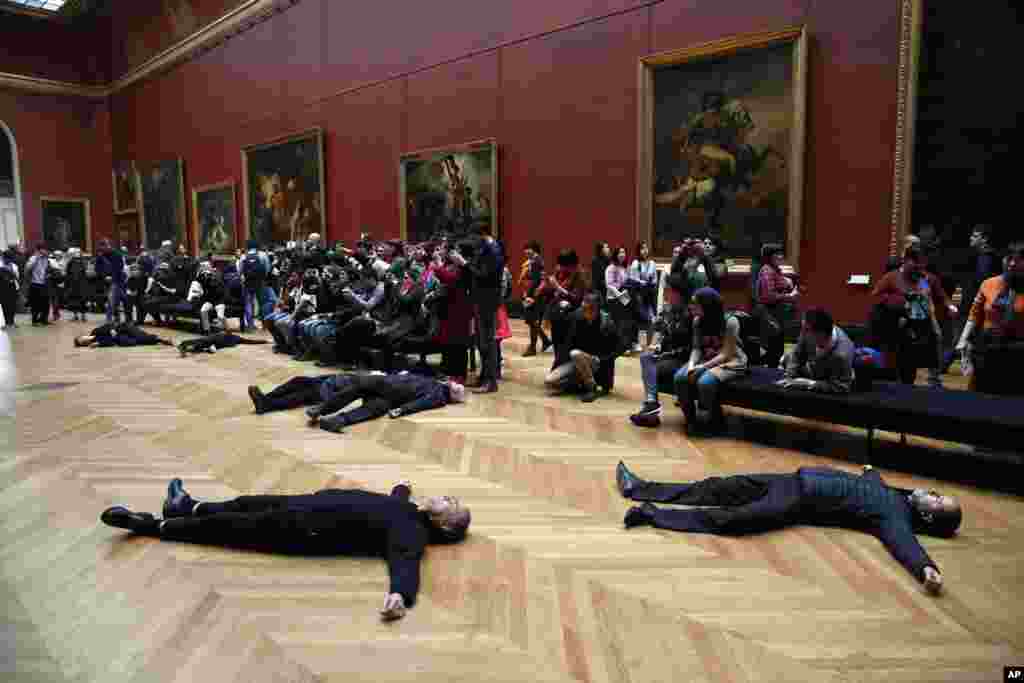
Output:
[956,242,1024,396]
[431,243,474,386]
[872,248,956,386]
[520,240,551,357]
[63,247,89,321]
[754,243,800,369]
[539,248,585,354]
[452,223,503,394]
[665,239,708,313]
[25,243,51,325]
[591,242,611,299]
[239,239,276,332]
[95,239,128,324]
[48,249,66,322]
[628,241,659,353]
[674,287,748,433]
[947,225,1002,371]
[605,246,633,354]
[0,247,19,328]
[495,245,513,380]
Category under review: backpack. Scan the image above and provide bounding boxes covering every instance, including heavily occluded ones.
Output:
[241,252,268,285]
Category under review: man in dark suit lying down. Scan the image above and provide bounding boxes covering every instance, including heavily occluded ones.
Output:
[616,462,961,595]
[101,478,471,620]
[246,372,466,433]
[73,322,175,348]
[178,332,270,356]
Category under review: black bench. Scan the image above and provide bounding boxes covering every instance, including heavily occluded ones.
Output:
[659,366,1024,459]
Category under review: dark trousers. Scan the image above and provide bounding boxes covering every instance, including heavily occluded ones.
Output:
[260,376,329,412]
[318,387,392,428]
[629,473,803,535]
[441,343,469,380]
[476,303,499,384]
[608,299,636,354]
[0,284,16,326]
[29,283,50,323]
[94,324,166,347]
[160,495,352,554]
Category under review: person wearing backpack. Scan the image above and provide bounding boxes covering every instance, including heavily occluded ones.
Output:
[239,239,276,332]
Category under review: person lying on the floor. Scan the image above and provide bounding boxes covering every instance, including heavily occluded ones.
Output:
[178,331,270,356]
[73,322,175,348]
[615,461,960,594]
[247,372,466,432]
[100,478,471,620]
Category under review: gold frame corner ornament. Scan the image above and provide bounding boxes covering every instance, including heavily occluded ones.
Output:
[190,180,238,258]
[890,0,924,256]
[636,26,808,270]
[39,195,93,254]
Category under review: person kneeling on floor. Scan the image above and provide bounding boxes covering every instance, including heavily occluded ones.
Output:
[100,477,471,620]
[543,292,620,403]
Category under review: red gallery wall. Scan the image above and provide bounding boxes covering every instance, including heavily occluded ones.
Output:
[0,0,900,323]
[0,89,113,248]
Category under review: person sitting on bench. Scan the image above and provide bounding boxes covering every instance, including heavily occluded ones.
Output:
[630,304,693,427]
[248,372,467,432]
[178,331,270,356]
[775,307,856,393]
[185,262,228,333]
[615,461,959,595]
[674,287,748,433]
[100,478,471,620]
[543,292,620,403]
[73,322,175,348]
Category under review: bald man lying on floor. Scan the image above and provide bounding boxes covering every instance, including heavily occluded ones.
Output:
[101,478,471,620]
[247,372,466,433]
[616,462,961,595]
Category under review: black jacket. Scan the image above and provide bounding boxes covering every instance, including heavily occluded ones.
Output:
[468,238,504,307]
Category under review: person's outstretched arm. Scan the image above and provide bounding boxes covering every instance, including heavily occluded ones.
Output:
[391,384,448,418]
[382,519,428,619]
[875,518,942,594]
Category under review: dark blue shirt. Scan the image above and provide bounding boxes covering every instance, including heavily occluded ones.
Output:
[96,251,127,286]
[797,467,936,581]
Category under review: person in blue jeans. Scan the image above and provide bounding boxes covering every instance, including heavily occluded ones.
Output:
[95,239,128,323]
[238,240,277,331]
[673,287,747,433]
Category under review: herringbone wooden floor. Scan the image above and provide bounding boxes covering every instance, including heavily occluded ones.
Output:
[3,318,1022,683]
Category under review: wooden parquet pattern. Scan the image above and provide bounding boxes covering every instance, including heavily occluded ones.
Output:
[3,319,1023,683]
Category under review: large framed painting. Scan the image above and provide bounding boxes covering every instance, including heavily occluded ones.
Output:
[137,159,187,251]
[638,28,808,266]
[399,139,498,243]
[191,180,237,257]
[242,128,324,247]
[41,197,91,253]
[112,161,140,214]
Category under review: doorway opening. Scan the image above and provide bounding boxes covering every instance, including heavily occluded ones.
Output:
[0,121,24,250]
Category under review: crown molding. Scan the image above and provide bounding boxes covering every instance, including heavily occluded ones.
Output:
[0,71,108,99]
[0,0,300,100]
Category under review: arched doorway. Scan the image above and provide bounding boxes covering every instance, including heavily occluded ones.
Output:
[0,120,24,251]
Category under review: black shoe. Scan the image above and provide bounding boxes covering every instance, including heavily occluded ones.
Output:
[629,412,661,428]
[471,382,498,394]
[305,405,322,425]
[541,339,552,353]
[318,416,346,434]
[248,386,267,414]
[638,401,662,417]
[616,461,646,498]
[101,506,160,534]
[624,503,657,529]
[522,348,537,357]
[162,478,195,519]
[580,389,599,403]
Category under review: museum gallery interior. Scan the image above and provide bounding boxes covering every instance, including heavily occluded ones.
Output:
[1,0,1021,681]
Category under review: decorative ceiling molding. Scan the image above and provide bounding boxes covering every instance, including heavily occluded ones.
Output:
[0,70,107,99]
[0,0,301,99]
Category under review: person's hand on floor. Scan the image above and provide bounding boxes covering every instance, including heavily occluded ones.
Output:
[923,567,943,595]
[380,592,407,620]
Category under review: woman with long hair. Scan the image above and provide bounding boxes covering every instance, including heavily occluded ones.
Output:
[605,246,633,354]
[628,241,659,352]
[673,287,748,433]
[591,242,611,299]
[539,248,585,354]
[520,240,550,356]
[754,243,799,368]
